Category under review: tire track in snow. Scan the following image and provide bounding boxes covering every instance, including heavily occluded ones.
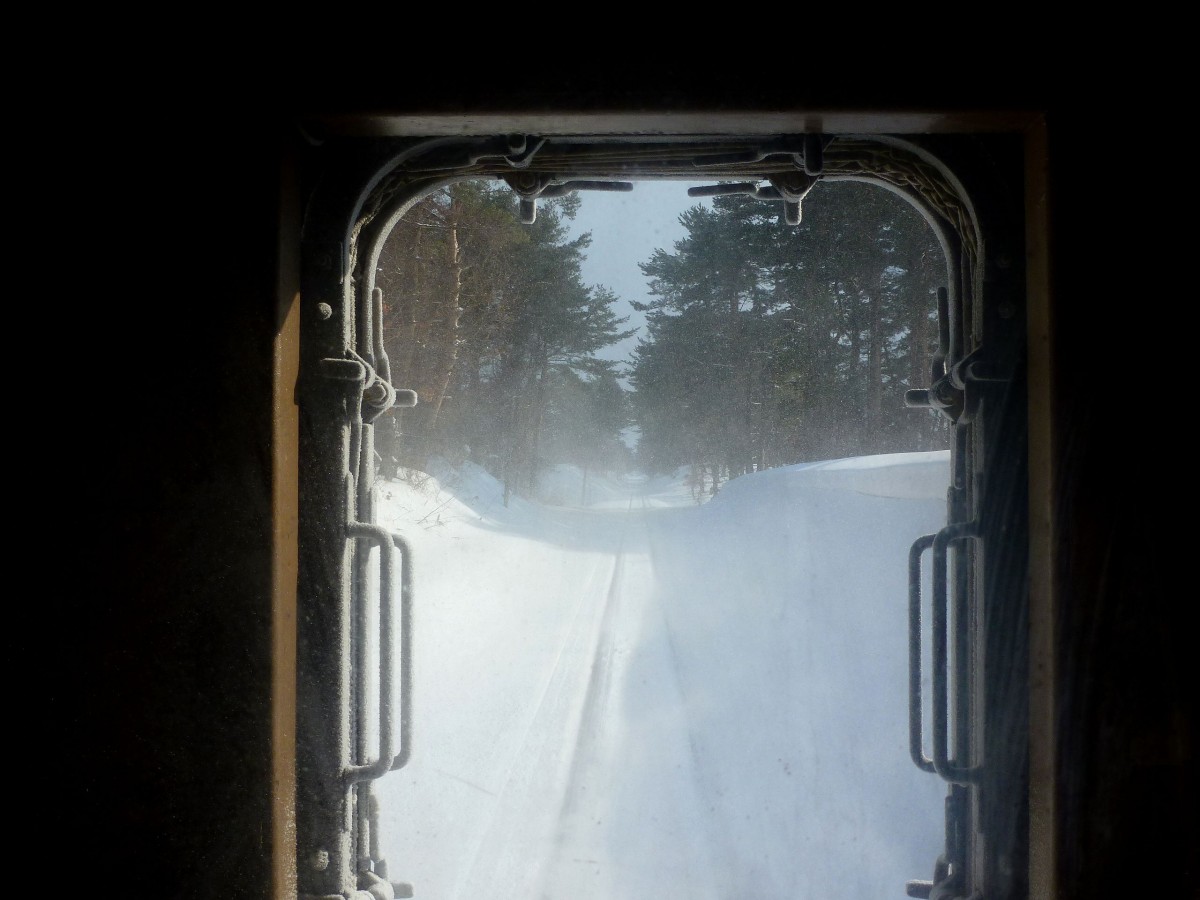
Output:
[555,496,633,812]
[636,490,738,899]
[451,510,630,900]
[534,493,635,898]
[538,488,726,899]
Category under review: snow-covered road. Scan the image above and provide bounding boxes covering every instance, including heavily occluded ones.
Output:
[375,456,951,899]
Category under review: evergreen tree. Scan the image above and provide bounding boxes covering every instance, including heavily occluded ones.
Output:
[542,366,633,499]
[630,181,949,483]
[374,181,635,494]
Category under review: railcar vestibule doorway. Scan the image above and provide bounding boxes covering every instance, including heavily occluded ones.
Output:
[291,124,1039,900]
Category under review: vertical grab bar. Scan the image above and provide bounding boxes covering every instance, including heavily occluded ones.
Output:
[344,522,397,785]
[389,532,413,772]
[931,521,982,784]
[909,533,937,773]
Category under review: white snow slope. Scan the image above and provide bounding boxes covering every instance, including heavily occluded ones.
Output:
[373,451,951,899]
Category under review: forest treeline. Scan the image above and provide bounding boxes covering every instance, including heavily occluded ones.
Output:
[375,179,949,500]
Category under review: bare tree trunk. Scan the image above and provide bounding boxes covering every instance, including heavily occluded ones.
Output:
[427,212,463,431]
[395,228,423,389]
[845,292,863,456]
[867,288,883,436]
[527,358,549,493]
[501,384,521,508]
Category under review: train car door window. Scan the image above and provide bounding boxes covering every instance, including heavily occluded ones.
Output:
[294,130,1028,900]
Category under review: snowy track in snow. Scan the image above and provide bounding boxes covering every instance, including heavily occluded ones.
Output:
[375,456,952,899]
[538,491,724,900]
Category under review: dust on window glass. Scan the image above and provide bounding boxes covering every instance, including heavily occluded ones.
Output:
[368,178,952,899]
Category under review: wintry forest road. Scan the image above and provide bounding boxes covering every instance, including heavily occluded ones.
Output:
[377,472,728,900]
[537,489,724,900]
[444,480,724,900]
[376,456,951,900]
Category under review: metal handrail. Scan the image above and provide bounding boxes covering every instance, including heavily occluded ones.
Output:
[931,521,982,784]
[908,533,938,774]
[389,532,412,772]
[344,521,398,785]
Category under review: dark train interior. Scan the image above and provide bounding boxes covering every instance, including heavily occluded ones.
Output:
[63,69,1194,899]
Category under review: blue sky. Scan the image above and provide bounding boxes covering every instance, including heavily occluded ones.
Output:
[566,182,711,368]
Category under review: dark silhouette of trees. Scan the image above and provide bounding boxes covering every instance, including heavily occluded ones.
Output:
[629,182,950,488]
[374,179,949,498]
[374,182,633,499]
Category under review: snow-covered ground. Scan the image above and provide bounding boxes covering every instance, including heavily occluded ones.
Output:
[373,452,952,899]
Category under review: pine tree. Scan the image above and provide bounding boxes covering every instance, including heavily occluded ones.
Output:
[375,181,635,493]
[629,181,949,480]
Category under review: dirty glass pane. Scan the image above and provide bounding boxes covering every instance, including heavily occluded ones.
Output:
[370,181,950,899]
